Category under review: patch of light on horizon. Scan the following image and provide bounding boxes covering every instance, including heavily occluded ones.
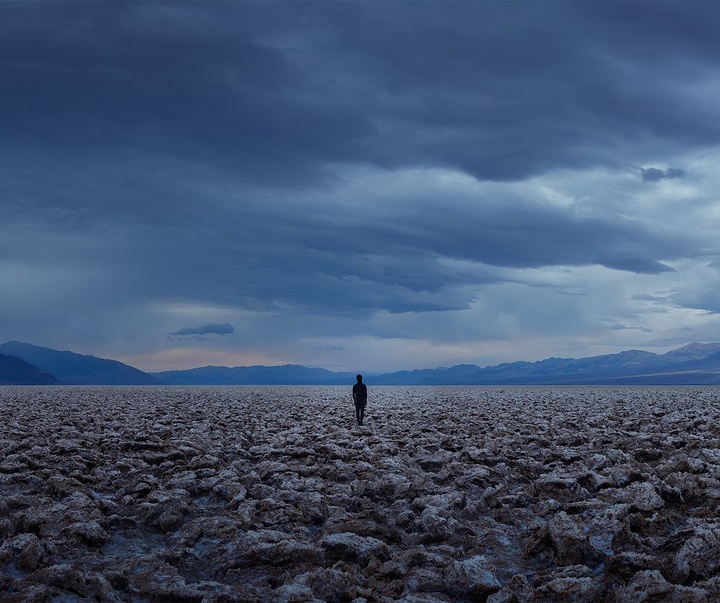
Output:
[117,348,286,373]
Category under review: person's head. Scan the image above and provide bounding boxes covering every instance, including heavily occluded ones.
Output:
[356,374,363,382]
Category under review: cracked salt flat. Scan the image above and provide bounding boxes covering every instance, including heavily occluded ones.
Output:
[1,385,720,602]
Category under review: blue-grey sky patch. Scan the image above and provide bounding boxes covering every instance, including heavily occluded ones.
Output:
[3,2,720,372]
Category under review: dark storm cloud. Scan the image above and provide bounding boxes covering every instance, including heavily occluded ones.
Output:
[3,1,720,366]
[0,2,372,187]
[608,324,654,333]
[3,2,720,186]
[169,323,234,337]
[102,183,682,319]
[0,142,692,323]
[641,167,686,182]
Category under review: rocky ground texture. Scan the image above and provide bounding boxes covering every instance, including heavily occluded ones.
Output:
[1,385,720,602]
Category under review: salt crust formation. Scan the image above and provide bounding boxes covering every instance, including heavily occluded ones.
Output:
[1,385,720,602]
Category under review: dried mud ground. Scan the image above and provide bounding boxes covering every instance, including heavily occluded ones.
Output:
[2,386,720,603]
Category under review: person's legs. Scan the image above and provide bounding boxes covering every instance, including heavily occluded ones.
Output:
[355,402,362,425]
[359,402,365,425]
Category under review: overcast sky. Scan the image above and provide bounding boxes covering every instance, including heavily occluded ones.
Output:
[3,2,720,373]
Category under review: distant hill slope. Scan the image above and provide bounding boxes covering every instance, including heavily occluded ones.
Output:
[0,353,59,385]
[153,365,356,385]
[0,341,164,385]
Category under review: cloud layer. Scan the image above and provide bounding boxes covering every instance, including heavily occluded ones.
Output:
[169,323,235,339]
[2,3,720,371]
[641,167,686,182]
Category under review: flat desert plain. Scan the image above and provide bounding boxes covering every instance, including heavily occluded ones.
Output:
[1,385,720,602]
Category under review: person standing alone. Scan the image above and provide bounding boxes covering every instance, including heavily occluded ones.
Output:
[352,374,368,426]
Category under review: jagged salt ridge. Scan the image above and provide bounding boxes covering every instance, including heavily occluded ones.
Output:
[1,385,719,602]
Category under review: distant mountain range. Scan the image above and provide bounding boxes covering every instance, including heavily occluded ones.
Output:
[0,341,162,385]
[368,343,720,385]
[3,340,720,385]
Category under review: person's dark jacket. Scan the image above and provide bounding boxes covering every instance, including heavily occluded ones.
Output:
[353,382,367,404]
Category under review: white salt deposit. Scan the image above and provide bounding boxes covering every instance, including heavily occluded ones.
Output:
[1,385,720,602]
